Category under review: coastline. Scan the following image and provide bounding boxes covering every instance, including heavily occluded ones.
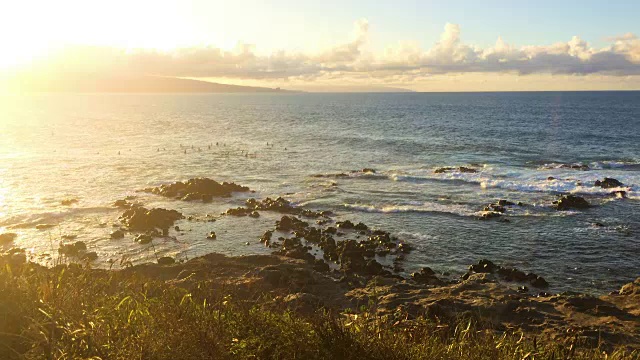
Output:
[1,250,639,358]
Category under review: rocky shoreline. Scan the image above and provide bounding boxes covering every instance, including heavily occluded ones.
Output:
[1,174,638,351]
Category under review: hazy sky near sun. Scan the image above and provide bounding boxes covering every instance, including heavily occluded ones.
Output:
[2,0,640,91]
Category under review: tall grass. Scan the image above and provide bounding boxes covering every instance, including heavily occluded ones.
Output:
[0,261,637,360]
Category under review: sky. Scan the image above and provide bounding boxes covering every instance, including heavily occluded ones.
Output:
[1,0,640,91]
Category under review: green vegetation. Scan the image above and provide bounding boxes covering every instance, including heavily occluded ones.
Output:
[0,261,637,360]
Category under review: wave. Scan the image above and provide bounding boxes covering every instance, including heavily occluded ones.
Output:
[343,202,477,217]
[388,165,639,199]
[1,206,114,229]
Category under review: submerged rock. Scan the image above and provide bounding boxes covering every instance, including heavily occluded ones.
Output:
[553,195,590,211]
[61,199,79,206]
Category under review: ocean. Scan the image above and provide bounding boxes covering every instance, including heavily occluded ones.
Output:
[1,91,639,294]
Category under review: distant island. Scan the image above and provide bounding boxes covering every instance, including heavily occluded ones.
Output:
[1,72,294,93]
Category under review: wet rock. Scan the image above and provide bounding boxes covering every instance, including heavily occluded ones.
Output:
[134,234,153,245]
[478,211,502,219]
[207,231,217,240]
[0,233,17,244]
[113,199,134,208]
[611,190,627,199]
[143,177,250,201]
[110,230,125,239]
[531,276,550,289]
[361,168,376,173]
[244,197,326,218]
[276,216,309,232]
[61,199,78,206]
[157,256,175,265]
[497,199,516,206]
[560,163,590,171]
[553,195,590,211]
[547,176,556,181]
[59,241,88,256]
[467,259,549,289]
[120,206,184,232]
[364,259,384,276]
[619,278,640,295]
[434,166,478,174]
[595,178,624,189]
[260,230,273,245]
[82,251,98,261]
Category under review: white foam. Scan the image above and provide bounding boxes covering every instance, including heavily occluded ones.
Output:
[343,202,477,217]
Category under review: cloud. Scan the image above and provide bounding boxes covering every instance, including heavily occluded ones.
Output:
[21,20,640,82]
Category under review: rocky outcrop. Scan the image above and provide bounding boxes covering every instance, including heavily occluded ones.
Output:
[463,259,549,289]
[434,166,477,174]
[143,178,250,201]
[553,195,590,210]
[595,178,624,189]
[119,206,184,234]
[223,197,329,218]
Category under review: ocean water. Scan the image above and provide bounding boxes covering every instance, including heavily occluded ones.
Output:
[1,91,639,294]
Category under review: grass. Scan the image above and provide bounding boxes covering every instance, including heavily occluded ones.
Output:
[0,259,638,360]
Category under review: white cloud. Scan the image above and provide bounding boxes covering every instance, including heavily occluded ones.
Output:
[20,20,640,82]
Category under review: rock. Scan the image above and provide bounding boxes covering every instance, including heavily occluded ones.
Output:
[113,199,133,208]
[361,168,376,173]
[207,231,217,240]
[276,216,308,232]
[120,206,184,232]
[110,230,125,239]
[560,163,589,171]
[244,197,325,218]
[611,190,627,199]
[594,178,623,189]
[619,278,640,295]
[469,259,497,273]
[134,234,153,245]
[411,267,443,285]
[61,199,78,206]
[59,241,88,256]
[249,211,260,218]
[547,176,556,181]
[143,178,250,201]
[479,211,502,219]
[531,276,550,289]
[82,251,98,261]
[497,199,515,206]
[0,233,17,244]
[434,166,477,174]
[553,195,590,211]
[36,224,56,230]
[364,259,384,276]
[157,256,175,265]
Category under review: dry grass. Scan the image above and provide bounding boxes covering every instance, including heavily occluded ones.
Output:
[0,261,637,360]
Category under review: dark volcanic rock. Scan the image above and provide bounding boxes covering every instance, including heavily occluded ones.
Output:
[466,259,549,289]
[59,241,88,257]
[143,178,250,201]
[411,267,446,286]
[553,195,590,211]
[434,166,477,174]
[595,178,624,189]
[243,197,327,218]
[120,206,184,232]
